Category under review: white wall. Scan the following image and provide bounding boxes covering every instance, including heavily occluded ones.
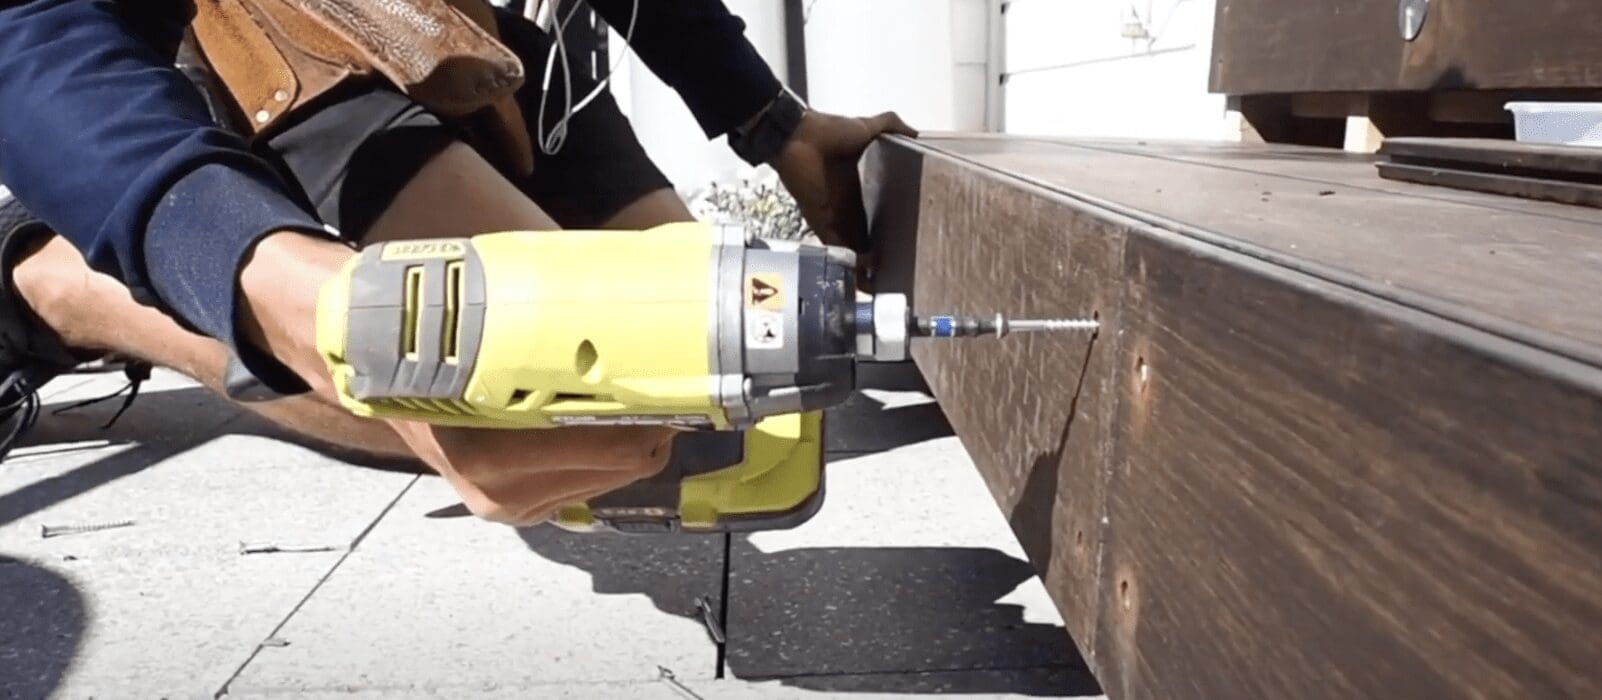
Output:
[1001,0,1235,141]
[607,0,1236,197]
[613,0,990,194]
[804,0,950,128]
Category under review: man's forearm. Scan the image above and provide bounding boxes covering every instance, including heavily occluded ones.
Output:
[0,0,326,390]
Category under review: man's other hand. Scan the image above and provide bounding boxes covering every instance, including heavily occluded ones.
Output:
[773,110,917,260]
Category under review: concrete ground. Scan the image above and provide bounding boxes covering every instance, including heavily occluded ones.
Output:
[0,363,1103,699]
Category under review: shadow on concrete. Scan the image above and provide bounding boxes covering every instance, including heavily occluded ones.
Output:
[17,387,424,474]
[827,362,956,456]
[516,526,1102,696]
[0,386,246,698]
[0,381,429,700]
[0,386,238,530]
[0,557,84,699]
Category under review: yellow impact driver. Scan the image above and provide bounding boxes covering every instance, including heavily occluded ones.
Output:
[314,222,1096,533]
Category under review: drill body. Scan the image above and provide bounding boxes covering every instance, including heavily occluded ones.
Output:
[317,222,871,533]
[315,221,1088,533]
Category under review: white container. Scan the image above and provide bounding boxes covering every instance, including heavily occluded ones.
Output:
[1505,102,1602,147]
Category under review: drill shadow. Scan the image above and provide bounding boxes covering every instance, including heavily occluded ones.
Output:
[514,525,1100,696]
[827,362,955,455]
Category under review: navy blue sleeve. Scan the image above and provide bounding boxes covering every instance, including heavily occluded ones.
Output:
[585,0,783,139]
[0,0,324,391]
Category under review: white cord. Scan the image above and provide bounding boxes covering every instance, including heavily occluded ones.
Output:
[536,0,640,155]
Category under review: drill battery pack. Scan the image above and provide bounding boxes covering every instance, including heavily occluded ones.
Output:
[554,410,826,534]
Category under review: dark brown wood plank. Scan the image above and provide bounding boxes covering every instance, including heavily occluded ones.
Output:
[1378,137,1602,207]
[1099,229,1602,699]
[1210,0,1602,94]
[1382,137,1602,176]
[909,135,1602,371]
[1377,161,1602,209]
[864,142,1123,661]
[1064,136,1599,220]
[866,134,1602,700]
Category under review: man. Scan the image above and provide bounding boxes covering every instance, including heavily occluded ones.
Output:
[0,0,914,524]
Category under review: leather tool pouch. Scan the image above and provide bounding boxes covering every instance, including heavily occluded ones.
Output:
[185,0,535,175]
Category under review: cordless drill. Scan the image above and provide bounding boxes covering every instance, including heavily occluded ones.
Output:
[315,222,1095,533]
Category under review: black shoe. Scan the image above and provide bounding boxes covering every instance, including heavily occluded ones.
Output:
[0,189,93,460]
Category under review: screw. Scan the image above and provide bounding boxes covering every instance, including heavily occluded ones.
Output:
[657,666,704,700]
[239,542,342,555]
[40,520,135,539]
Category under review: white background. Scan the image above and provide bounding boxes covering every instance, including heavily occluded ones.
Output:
[599,0,1237,194]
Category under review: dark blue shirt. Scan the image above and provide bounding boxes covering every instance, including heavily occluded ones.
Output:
[0,0,779,377]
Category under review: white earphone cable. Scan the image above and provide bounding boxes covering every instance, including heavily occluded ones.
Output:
[536,0,640,155]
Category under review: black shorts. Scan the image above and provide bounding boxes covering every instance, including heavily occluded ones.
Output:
[261,8,673,243]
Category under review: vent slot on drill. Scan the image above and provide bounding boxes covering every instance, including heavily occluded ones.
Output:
[402,266,423,360]
[553,392,614,402]
[443,261,463,364]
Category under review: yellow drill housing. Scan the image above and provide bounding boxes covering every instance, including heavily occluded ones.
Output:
[317,222,730,428]
[314,222,840,533]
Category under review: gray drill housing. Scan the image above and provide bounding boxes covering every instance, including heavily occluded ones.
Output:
[710,226,863,428]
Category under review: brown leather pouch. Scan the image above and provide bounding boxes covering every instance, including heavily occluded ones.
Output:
[187,0,534,174]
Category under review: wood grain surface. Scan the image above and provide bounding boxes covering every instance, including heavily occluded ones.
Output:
[1378,137,1602,208]
[1210,0,1602,94]
[1382,137,1602,176]
[1102,231,1602,699]
[1377,161,1602,210]
[904,136,1602,371]
[865,134,1602,699]
[866,142,1123,659]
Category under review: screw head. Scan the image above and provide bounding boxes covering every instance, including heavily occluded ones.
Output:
[1399,0,1430,41]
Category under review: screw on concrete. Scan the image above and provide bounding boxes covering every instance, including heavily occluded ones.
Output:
[238,542,344,555]
[39,520,136,539]
[657,666,705,700]
[695,595,726,644]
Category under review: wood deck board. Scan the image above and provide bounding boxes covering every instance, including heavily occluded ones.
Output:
[912,135,1602,369]
[864,134,1602,700]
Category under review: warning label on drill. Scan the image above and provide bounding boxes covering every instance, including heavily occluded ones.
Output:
[747,309,784,349]
[746,274,784,310]
[549,414,714,428]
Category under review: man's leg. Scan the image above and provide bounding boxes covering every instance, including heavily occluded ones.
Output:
[12,233,412,458]
[13,140,675,524]
[9,12,700,521]
[492,6,697,233]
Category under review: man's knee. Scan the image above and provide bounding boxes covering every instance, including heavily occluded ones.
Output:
[596,188,695,230]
